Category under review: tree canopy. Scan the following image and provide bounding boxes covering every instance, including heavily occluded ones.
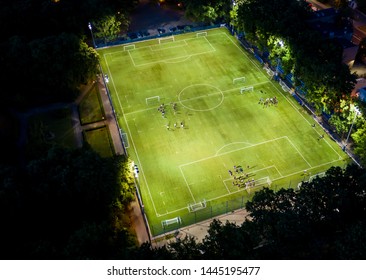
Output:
[0,0,137,108]
[138,165,366,259]
[236,0,357,114]
[0,146,137,259]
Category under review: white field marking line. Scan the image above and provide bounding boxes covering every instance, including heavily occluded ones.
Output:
[180,136,288,168]
[222,165,280,191]
[159,157,346,217]
[285,136,312,168]
[124,107,157,116]
[222,179,231,194]
[127,50,136,67]
[103,32,222,67]
[103,54,161,217]
[215,141,253,156]
[270,82,343,160]
[272,158,345,184]
[223,33,268,80]
[221,81,270,94]
[224,32,343,161]
[100,29,227,56]
[149,40,188,51]
[178,83,223,104]
[179,166,197,204]
[132,49,216,67]
[273,165,284,177]
[203,36,216,52]
[222,165,282,182]
[123,81,271,117]
[163,55,192,64]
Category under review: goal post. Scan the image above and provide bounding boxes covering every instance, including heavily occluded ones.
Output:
[263,65,275,78]
[245,176,271,191]
[188,199,207,212]
[146,96,160,105]
[233,77,246,84]
[158,36,175,44]
[124,44,135,51]
[120,131,129,148]
[240,86,254,94]
[279,79,291,92]
[161,216,182,229]
[196,32,208,37]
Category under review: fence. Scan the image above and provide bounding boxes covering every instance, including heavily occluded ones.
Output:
[94,24,224,49]
[96,23,363,241]
[148,194,251,237]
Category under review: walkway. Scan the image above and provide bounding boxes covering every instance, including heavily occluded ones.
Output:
[95,75,125,155]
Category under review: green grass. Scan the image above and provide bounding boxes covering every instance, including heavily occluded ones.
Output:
[83,126,114,158]
[79,84,105,124]
[98,28,351,236]
[28,107,76,149]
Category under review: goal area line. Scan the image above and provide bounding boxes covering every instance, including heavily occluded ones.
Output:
[152,157,345,218]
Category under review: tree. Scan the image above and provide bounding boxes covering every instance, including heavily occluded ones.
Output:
[352,120,366,165]
[140,165,366,259]
[183,0,232,24]
[0,146,137,259]
[93,14,129,44]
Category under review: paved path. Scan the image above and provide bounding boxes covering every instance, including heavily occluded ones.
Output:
[95,76,125,155]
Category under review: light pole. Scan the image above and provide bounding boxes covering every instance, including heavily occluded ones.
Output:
[88,22,96,48]
[344,106,361,149]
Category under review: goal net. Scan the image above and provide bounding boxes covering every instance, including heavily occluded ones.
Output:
[279,79,291,92]
[245,177,271,191]
[240,86,253,94]
[196,32,208,37]
[158,36,175,44]
[120,131,129,148]
[233,77,246,84]
[124,44,135,51]
[161,216,181,229]
[188,199,207,212]
[263,65,275,78]
[146,96,160,105]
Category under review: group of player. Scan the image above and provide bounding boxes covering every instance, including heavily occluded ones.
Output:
[228,165,256,189]
[157,102,186,131]
[258,96,278,108]
[166,121,184,130]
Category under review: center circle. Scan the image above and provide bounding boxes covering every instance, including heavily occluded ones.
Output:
[178,84,224,111]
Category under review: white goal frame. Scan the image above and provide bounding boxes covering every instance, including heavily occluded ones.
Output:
[158,36,175,44]
[120,131,129,148]
[196,32,208,37]
[188,199,207,212]
[145,96,160,105]
[263,65,275,78]
[279,79,291,92]
[245,176,271,191]
[240,86,254,94]
[233,77,246,84]
[161,216,181,228]
[124,44,135,51]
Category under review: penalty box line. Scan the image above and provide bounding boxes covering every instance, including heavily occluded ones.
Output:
[222,165,282,193]
[180,135,311,186]
[127,36,217,67]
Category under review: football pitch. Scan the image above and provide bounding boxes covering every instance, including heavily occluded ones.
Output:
[98,28,350,236]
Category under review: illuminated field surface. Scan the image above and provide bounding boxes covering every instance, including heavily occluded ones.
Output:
[98,28,349,236]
